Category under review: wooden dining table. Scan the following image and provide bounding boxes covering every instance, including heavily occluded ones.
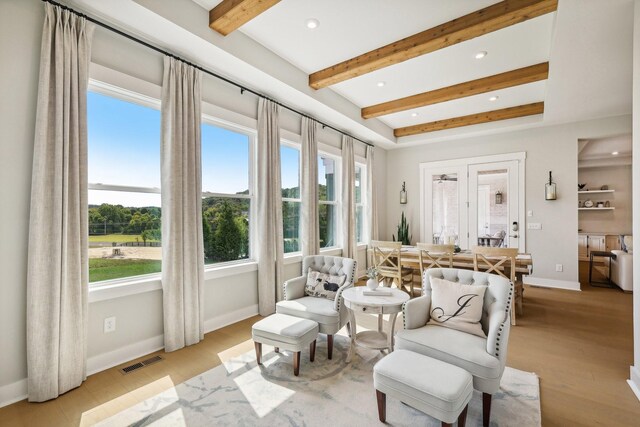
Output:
[368,246,533,280]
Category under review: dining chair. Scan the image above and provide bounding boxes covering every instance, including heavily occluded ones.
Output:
[415,243,455,297]
[370,240,413,294]
[472,246,522,325]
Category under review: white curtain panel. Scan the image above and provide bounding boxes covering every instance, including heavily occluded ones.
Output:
[161,57,205,352]
[300,117,319,257]
[26,3,94,402]
[341,136,357,259]
[366,145,379,241]
[257,98,284,316]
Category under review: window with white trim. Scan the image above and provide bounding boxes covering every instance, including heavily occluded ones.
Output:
[201,119,253,264]
[281,142,301,253]
[87,90,162,283]
[319,154,338,248]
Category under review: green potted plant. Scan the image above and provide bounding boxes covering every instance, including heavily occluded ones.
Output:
[393,212,411,245]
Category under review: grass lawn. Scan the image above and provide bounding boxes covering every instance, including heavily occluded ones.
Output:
[89,258,161,283]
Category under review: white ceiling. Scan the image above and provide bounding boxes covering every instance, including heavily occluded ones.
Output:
[195,0,554,129]
[578,134,632,168]
[579,134,632,160]
[133,0,633,146]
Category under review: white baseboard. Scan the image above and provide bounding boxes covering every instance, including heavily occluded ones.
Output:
[0,304,259,409]
[629,366,640,402]
[523,275,581,291]
[0,379,27,409]
[87,334,165,376]
[204,304,259,333]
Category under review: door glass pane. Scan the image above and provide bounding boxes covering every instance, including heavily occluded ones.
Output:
[477,169,508,247]
[432,174,459,244]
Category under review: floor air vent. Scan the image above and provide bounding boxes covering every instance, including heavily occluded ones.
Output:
[120,355,163,374]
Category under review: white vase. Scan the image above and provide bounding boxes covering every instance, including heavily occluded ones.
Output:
[366,278,378,290]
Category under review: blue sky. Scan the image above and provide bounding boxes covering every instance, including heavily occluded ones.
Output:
[88,91,300,207]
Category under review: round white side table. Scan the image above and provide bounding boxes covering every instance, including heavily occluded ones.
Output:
[342,287,410,363]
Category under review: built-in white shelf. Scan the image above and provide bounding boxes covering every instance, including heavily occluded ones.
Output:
[578,190,615,194]
[578,207,615,211]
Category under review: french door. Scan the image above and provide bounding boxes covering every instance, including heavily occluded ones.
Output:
[468,161,520,249]
[420,153,525,252]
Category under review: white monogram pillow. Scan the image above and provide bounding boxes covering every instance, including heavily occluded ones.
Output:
[429,277,487,337]
[304,268,346,300]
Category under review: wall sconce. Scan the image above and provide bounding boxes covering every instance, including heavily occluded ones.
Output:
[495,191,503,205]
[545,171,557,200]
[400,181,407,204]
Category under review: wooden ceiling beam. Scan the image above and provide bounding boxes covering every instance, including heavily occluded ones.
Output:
[362,62,548,119]
[309,0,558,89]
[394,102,544,137]
[209,0,281,36]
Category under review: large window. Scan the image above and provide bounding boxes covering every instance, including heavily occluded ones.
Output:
[319,155,338,248]
[201,121,252,264]
[281,143,301,253]
[87,90,162,283]
[355,165,366,243]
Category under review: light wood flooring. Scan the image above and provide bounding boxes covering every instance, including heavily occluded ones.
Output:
[1,263,639,426]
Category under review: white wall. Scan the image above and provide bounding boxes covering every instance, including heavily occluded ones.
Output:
[386,115,632,288]
[629,0,640,402]
[0,0,42,399]
[0,0,384,405]
[578,165,633,234]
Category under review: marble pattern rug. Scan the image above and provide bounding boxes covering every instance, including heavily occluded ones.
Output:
[98,336,541,426]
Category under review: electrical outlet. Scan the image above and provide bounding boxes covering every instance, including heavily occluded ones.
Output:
[527,223,542,230]
[555,264,563,272]
[104,316,116,333]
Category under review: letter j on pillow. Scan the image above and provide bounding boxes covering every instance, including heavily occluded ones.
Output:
[429,277,487,337]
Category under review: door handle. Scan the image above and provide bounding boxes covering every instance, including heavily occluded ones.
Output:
[509,234,518,238]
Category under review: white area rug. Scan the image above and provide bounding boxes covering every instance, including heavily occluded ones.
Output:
[98,336,541,426]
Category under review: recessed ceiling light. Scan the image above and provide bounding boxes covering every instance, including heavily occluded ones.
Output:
[305,18,319,29]
[475,51,488,59]
[612,151,619,155]
[411,112,419,117]
[489,96,499,102]
[377,81,386,87]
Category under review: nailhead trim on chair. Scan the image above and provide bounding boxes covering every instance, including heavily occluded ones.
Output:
[493,282,514,357]
[402,301,408,329]
[336,261,358,312]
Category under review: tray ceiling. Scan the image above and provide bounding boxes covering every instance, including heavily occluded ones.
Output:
[189,0,632,144]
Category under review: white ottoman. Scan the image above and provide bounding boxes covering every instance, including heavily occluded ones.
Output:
[252,314,319,376]
[373,350,473,427]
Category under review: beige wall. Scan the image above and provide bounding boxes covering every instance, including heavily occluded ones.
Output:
[630,0,640,395]
[0,0,42,392]
[578,165,633,234]
[0,0,382,400]
[386,115,632,285]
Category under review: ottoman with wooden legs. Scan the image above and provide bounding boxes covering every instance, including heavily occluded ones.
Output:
[373,350,473,427]
[252,313,319,376]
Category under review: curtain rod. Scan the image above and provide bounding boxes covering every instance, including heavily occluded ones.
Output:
[42,0,374,148]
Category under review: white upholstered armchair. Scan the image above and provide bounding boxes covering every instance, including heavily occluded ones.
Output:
[395,268,513,427]
[276,255,357,359]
